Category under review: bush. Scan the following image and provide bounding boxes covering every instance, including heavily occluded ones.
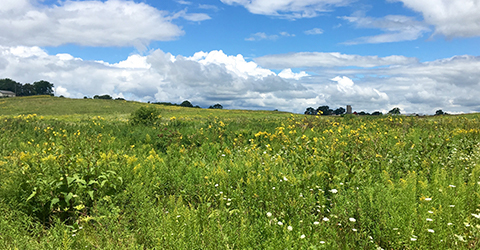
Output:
[130,106,161,126]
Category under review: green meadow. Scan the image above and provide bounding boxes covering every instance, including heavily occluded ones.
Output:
[1,96,480,249]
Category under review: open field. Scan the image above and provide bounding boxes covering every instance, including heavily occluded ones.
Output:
[1,96,480,249]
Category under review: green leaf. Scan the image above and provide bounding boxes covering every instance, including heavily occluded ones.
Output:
[26,189,37,202]
[65,192,74,206]
[87,191,94,200]
[88,180,98,185]
[50,197,60,209]
[67,176,76,185]
[77,179,87,185]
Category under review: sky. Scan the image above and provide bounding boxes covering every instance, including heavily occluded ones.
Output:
[1,0,480,114]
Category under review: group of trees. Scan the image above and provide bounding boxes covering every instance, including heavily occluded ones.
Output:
[0,78,54,96]
[305,106,352,116]
[305,105,396,116]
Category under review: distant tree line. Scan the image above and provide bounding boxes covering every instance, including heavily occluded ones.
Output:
[152,100,202,108]
[0,78,54,96]
[305,105,394,116]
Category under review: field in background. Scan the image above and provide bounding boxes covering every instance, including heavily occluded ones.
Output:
[1,96,480,249]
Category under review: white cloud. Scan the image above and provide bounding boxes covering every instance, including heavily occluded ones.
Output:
[278,69,309,80]
[255,52,418,68]
[245,32,279,41]
[327,76,389,104]
[0,0,186,49]
[220,0,352,19]
[1,45,480,114]
[304,28,324,35]
[392,0,480,38]
[172,9,212,22]
[341,14,430,44]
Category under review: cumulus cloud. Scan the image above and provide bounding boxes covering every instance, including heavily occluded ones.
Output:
[341,14,430,44]
[0,0,193,49]
[220,0,352,19]
[255,52,418,68]
[278,69,309,80]
[392,0,480,38]
[1,45,479,114]
[0,46,311,111]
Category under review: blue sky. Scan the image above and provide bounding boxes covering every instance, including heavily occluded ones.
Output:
[1,0,480,114]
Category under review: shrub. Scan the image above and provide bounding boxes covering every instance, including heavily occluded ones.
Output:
[130,106,161,126]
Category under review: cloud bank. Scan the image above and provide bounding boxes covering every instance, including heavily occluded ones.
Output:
[1,46,479,114]
[0,0,210,50]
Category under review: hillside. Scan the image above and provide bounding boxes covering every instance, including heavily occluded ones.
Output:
[0,95,292,120]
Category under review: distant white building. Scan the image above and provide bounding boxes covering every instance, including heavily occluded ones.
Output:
[0,90,16,98]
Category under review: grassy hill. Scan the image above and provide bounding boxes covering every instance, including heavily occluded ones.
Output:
[0,95,292,120]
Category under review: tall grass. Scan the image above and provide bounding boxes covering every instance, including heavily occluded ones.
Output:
[1,98,480,249]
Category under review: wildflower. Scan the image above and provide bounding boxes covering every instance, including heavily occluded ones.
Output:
[410,238,417,241]
[427,229,434,233]
[349,218,356,222]
[428,211,433,214]
[447,223,453,226]
[352,228,357,232]
[425,197,432,201]
[449,185,456,188]
[472,213,480,219]
[287,226,293,231]
[300,234,306,239]
[393,228,398,230]
[322,217,329,222]
[313,221,319,225]
[283,176,288,181]
[330,189,338,194]
[449,205,455,207]
[320,241,325,244]
[278,221,283,226]
[426,218,433,222]
[266,212,272,217]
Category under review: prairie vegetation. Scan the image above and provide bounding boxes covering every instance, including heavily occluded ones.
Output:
[1,96,480,249]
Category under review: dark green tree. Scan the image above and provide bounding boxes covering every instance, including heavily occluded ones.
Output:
[304,107,316,115]
[209,104,223,109]
[20,83,36,96]
[180,100,194,107]
[371,111,383,116]
[316,105,333,116]
[333,107,346,115]
[388,107,401,115]
[94,95,112,99]
[0,78,21,94]
[435,110,445,115]
[33,80,54,95]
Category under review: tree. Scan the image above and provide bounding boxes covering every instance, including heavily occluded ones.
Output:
[317,105,333,116]
[20,83,36,96]
[94,94,112,100]
[0,78,21,94]
[388,107,401,115]
[333,107,345,115]
[304,107,316,115]
[435,109,445,115]
[180,100,193,108]
[371,111,383,116]
[209,103,223,109]
[33,80,54,95]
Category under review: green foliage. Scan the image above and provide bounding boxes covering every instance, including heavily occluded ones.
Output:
[130,106,161,126]
[1,99,480,249]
